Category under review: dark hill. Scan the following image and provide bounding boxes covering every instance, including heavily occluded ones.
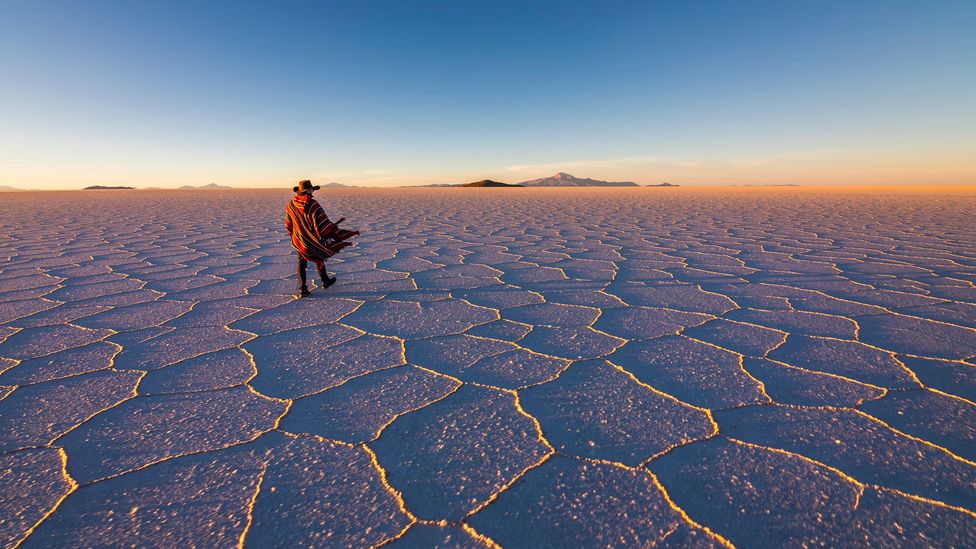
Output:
[461,180,523,187]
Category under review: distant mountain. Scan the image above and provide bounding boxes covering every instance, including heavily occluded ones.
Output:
[405,179,523,188]
[322,182,353,188]
[646,182,679,187]
[461,179,523,188]
[83,185,134,190]
[517,172,640,187]
[179,183,231,189]
[0,185,24,191]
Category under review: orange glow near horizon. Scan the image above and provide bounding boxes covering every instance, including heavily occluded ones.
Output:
[2,154,974,191]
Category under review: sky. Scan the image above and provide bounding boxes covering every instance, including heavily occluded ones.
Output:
[1,1,974,189]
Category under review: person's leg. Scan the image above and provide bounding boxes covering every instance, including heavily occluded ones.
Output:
[297,256,308,292]
[315,260,336,288]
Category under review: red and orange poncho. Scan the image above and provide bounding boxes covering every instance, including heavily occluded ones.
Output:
[284,193,359,262]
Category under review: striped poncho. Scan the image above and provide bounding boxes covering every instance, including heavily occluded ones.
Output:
[284,194,359,262]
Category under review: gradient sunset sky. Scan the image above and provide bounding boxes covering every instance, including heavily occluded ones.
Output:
[2,1,974,189]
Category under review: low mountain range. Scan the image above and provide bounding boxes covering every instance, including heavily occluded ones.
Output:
[408,173,667,188]
[462,179,523,187]
[518,172,640,187]
[83,185,134,190]
[178,183,231,189]
[409,179,523,188]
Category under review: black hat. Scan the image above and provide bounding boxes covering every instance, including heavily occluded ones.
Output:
[293,180,320,193]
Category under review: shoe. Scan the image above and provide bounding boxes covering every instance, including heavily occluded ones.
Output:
[321,276,337,289]
[296,287,311,298]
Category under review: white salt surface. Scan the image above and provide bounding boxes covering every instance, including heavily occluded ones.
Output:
[1,187,975,547]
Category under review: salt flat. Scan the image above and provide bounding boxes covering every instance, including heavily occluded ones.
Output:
[1,187,974,547]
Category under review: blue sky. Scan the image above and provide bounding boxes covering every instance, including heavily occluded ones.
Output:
[2,1,974,188]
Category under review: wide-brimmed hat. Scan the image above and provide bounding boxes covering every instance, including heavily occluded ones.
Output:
[293,180,320,193]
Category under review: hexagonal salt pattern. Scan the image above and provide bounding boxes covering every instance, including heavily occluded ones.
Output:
[1,188,974,547]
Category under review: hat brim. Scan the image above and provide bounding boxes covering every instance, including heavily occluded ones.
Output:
[293,185,321,192]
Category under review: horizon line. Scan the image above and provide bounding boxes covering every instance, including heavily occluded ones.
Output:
[5,182,976,193]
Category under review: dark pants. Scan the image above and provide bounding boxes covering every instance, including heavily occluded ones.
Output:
[297,256,327,290]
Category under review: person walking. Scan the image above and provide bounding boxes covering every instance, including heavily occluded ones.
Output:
[285,180,359,297]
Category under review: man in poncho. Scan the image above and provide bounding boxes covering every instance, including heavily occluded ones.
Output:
[285,180,360,297]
